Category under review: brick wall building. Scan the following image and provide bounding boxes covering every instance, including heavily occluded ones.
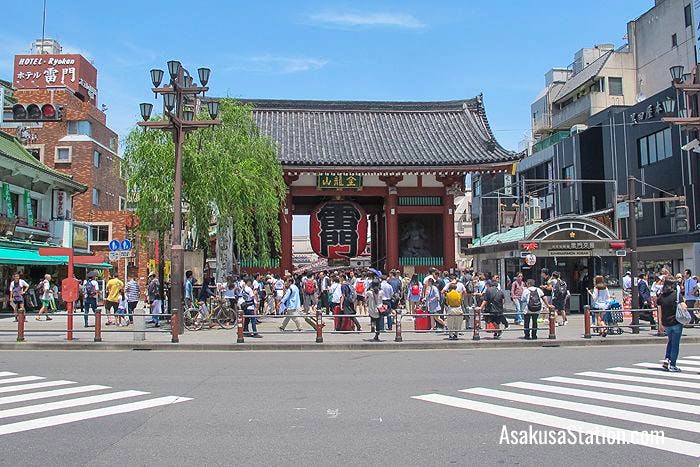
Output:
[1,42,150,284]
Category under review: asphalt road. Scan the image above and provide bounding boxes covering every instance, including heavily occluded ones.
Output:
[0,344,699,466]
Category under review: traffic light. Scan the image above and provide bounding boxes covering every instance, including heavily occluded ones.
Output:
[675,205,689,233]
[11,103,63,122]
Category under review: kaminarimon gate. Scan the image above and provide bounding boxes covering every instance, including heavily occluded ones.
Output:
[239,96,517,275]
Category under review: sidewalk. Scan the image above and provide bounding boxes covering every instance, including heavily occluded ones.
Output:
[1,308,698,350]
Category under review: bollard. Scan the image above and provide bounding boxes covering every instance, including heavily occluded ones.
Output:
[237,309,245,343]
[583,306,591,339]
[17,311,25,342]
[94,310,102,342]
[548,309,556,340]
[171,313,179,343]
[315,308,323,343]
[395,310,403,342]
[656,306,665,337]
[472,307,481,341]
[133,308,146,342]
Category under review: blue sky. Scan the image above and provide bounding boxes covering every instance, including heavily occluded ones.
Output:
[1,0,650,154]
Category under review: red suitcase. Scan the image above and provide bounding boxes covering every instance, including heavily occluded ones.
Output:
[333,305,354,331]
[414,308,431,331]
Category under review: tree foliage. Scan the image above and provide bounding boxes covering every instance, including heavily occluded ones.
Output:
[123,99,286,259]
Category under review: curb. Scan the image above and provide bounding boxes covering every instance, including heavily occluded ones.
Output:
[2,335,699,351]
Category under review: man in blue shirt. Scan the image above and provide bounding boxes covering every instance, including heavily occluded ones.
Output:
[684,269,699,324]
[279,277,304,331]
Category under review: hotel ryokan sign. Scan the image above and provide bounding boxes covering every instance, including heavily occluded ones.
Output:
[13,54,98,104]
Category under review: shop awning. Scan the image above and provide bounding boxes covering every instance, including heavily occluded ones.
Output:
[0,247,112,269]
[0,247,68,265]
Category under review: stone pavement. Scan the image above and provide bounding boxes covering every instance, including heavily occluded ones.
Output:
[1,305,698,350]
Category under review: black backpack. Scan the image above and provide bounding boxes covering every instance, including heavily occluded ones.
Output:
[527,288,542,312]
[553,280,568,301]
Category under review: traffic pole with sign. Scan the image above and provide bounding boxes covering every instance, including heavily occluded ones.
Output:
[39,248,106,341]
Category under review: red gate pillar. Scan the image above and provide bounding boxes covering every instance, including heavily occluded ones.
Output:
[280,178,296,275]
[385,187,399,271]
[442,191,456,271]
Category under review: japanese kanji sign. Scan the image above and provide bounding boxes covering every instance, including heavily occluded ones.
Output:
[13,54,98,104]
[310,201,368,259]
[316,174,363,190]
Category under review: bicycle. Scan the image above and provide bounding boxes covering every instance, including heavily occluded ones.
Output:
[184,298,237,331]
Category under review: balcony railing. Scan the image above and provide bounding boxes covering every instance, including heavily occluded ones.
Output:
[532,131,570,154]
[0,214,50,232]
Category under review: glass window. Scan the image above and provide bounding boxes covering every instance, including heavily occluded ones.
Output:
[9,193,19,217]
[656,132,666,160]
[473,178,481,197]
[609,77,623,96]
[30,199,38,222]
[664,128,672,158]
[93,150,101,168]
[67,120,92,136]
[639,138,648,166]
[648,134,657,164]
[90,225,109,243]
[55,147,71,162]
[27,148,41,161]
[562,165,574,187]
[672,34,678,47]
[685,4,692,28]
[92,188,100,206]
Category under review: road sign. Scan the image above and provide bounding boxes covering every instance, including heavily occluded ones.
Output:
[109,251,131,261]
[109,239,120,251]
[121,239,132,251]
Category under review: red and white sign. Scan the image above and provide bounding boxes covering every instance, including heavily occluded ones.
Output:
[310,201,368,260]
[13,54,98,104]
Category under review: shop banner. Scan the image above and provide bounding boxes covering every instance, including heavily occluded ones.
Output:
[23,190,33,226]
[2,183,13,219]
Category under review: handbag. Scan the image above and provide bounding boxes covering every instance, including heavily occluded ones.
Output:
[676,290,692,325]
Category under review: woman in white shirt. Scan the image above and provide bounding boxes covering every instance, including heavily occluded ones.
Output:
[587,275,611,336]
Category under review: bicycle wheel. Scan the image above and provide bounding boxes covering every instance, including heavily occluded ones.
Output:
[184,306,202,331]
[215,305,237,329]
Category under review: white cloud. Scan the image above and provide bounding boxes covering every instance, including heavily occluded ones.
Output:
[228,55,328,74]
[308,10,425,29]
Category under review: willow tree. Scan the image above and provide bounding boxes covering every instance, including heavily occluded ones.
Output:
[123,99,286,276]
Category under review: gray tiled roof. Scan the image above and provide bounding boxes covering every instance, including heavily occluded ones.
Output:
[240,96,517,167]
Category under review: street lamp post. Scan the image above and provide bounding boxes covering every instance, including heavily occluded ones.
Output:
[138,61,221,334]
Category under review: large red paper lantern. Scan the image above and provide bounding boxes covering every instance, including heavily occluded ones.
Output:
[310,200,368,259]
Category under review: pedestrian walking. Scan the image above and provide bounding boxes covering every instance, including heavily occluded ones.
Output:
[366,281,383,341]
[146,273,162,327]
[638,273,656,328]
[550,271,569,326]
[83,271,100,327]
[241,278,262,337]
[444,283,463,340]
[302,273,318,318]
[340,274,361,331]
[36,274,53,321]
[510,272,525,325]
[116,292,128,326]
[279,276,303,332]
[424,277,445,330]
[124,276,139,325]
[104,275,124,326]
[9,272,28,322]
[683,269,700,324]
[479,279,506,339]
[657,278,686,372]
[587,275,611,336]
[521,279,544,339]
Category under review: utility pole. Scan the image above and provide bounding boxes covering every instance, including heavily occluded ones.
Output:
[627,176,640,334]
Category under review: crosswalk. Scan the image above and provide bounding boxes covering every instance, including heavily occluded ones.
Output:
[413,355,700,458]
[0,370,191,436]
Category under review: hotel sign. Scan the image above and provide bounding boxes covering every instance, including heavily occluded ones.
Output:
[316,174,363,190]
[13,54,98,104]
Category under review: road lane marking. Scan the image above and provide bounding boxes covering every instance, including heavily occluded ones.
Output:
[0,396,192,436]
[576,372,700,389]
[623,366,700,379]
[0,386,110,406]
[461,387,700,434]
[0,373,18,378]
[664,360,700,367]
[0,390,149,420]
[0,376,45,385]
[683,356,700,360]
[412,394,700,458]
[542,377,699,400]
[503,381,700,415]
[0,381,74,394]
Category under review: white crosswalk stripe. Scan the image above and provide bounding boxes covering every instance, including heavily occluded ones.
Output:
[0,370,191,436]
[413,355,700,458]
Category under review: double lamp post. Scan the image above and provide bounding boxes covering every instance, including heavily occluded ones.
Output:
[138,61,221,333]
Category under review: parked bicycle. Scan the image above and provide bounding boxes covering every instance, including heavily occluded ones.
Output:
[184,297,237,331]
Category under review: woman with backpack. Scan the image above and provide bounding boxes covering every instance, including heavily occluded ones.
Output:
[406,274,422,316]
[656,278,686,372]
[587,275,611,337]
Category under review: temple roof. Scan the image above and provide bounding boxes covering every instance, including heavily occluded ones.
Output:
[240,96,517,168]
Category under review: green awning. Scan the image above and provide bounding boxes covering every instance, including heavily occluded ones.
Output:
[0,247,112,269]
[0,247,68,265]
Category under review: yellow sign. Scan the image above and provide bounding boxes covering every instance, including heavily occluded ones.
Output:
[72,225,88,250]
[317,174,363,190]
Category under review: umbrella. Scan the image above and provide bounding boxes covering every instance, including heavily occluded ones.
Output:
[368,268,382,277]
